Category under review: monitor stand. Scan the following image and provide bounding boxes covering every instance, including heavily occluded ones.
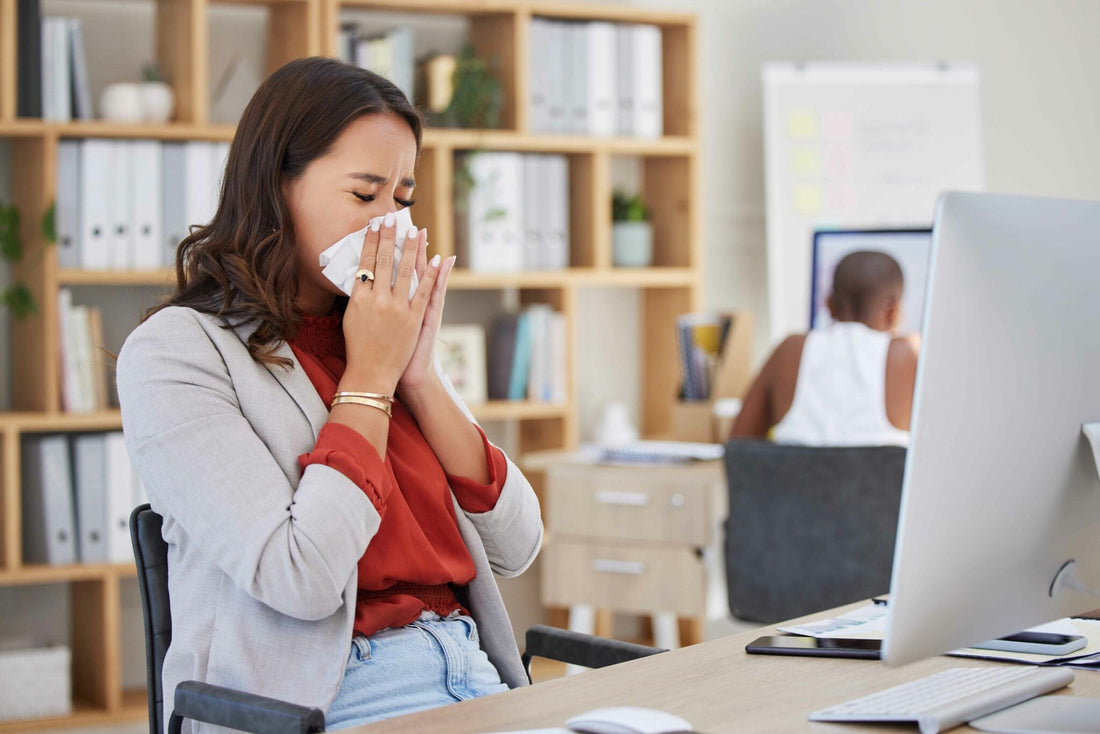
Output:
[970,695,1100,733]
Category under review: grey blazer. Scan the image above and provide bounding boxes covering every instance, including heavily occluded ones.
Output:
[117,307,542,734]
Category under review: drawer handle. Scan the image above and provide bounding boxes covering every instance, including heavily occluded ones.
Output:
[594,491,650,506]
[592,559,646,575]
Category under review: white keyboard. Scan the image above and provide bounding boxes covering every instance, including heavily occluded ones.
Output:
[810,666,1074,734]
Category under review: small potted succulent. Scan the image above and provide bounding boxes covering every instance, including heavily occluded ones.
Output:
[611,190,652,267]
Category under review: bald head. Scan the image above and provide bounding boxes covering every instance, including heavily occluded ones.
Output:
[828,251,905,331]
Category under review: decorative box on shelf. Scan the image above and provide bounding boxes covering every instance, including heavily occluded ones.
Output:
[0,642,72,721]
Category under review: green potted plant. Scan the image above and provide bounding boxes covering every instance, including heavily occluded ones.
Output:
[611,190,652,267]
[436,45,503,129]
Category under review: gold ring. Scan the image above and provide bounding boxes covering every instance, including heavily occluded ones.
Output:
[355,268,375,284]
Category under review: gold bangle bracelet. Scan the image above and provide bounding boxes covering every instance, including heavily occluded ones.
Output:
[332,390,394,403]
[331,395,393,417]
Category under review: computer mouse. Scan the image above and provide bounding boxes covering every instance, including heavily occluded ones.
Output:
[565,705,693,734]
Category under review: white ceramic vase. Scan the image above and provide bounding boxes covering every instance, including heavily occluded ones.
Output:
[612,221,653,267]
[98,83,144,123]
[141,81,175,123]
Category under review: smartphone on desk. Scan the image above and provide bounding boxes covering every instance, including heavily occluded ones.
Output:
[745,635,881,659]
[970,631,1087,656]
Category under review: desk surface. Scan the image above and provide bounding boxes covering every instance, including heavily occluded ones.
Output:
[348,601,1100,733]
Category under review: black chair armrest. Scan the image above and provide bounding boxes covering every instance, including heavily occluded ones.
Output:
[522,624,665,680]
[168,680,325,734]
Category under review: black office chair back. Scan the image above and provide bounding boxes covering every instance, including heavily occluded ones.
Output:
[131,504,172,734]
[723,441,907,623]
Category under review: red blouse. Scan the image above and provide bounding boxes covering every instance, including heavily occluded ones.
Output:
[290,311,506,638]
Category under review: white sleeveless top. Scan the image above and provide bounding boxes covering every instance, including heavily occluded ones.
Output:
[772,322,910,447]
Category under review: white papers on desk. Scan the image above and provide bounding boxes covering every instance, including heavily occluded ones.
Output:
[777,603,888,639]
[580,440,725,464]
[778,604,1100,668]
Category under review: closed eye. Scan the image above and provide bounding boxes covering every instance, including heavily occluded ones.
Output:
[353,192,415,208]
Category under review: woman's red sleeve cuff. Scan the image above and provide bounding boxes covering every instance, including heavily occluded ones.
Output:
[298,423,391,514]
[446,424,507,513]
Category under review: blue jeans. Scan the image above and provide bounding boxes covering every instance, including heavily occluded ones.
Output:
[325,612,509,730]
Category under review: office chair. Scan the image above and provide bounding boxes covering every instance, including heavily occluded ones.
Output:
[722,441,907,624]
[131,504,663,734]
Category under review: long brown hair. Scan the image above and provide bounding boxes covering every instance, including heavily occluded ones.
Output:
[149,57,423,366]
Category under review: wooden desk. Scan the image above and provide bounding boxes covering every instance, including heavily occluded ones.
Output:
[348,602,1100,733]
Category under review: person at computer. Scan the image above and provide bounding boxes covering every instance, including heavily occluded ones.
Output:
[729,250,919,446]
[116,58,542,732]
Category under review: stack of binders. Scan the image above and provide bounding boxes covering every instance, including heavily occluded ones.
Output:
[21,432,145,567]
[528,19,663,138]
[455,151,570,273]
[56,139,230,271]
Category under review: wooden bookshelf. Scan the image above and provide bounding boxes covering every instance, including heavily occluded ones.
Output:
[0,0,700,729]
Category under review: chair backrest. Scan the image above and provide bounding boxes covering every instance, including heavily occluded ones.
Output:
[130,503,171,734]
[722,441,907,624]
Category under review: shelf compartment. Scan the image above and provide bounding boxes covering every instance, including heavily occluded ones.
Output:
[206,0,319,127]
[330,3,522,130]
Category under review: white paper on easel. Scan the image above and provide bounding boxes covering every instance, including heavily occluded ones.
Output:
[762,63,984,344]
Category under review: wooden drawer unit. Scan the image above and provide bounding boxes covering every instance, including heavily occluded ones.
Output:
[535,456,726,647]
[541,539,705,617]
[546,463,713,545]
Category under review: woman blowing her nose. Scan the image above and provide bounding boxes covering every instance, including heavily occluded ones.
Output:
[116,57,542,732]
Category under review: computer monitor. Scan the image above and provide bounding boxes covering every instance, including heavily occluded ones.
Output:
[882,192,1100,668]
[810,229,932,335]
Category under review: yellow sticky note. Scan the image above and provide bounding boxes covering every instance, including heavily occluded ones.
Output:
[788,111,818,140]
[792,148,821,177]
[794,185,823,214]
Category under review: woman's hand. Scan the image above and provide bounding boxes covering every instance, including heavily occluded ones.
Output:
[339,212,442,396]
[397,234,457,398]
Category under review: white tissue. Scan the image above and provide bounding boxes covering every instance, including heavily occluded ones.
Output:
[318,208,419,299]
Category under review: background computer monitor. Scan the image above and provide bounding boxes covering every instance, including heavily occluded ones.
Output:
[882,192,1100,667]
[810,229,932,335]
